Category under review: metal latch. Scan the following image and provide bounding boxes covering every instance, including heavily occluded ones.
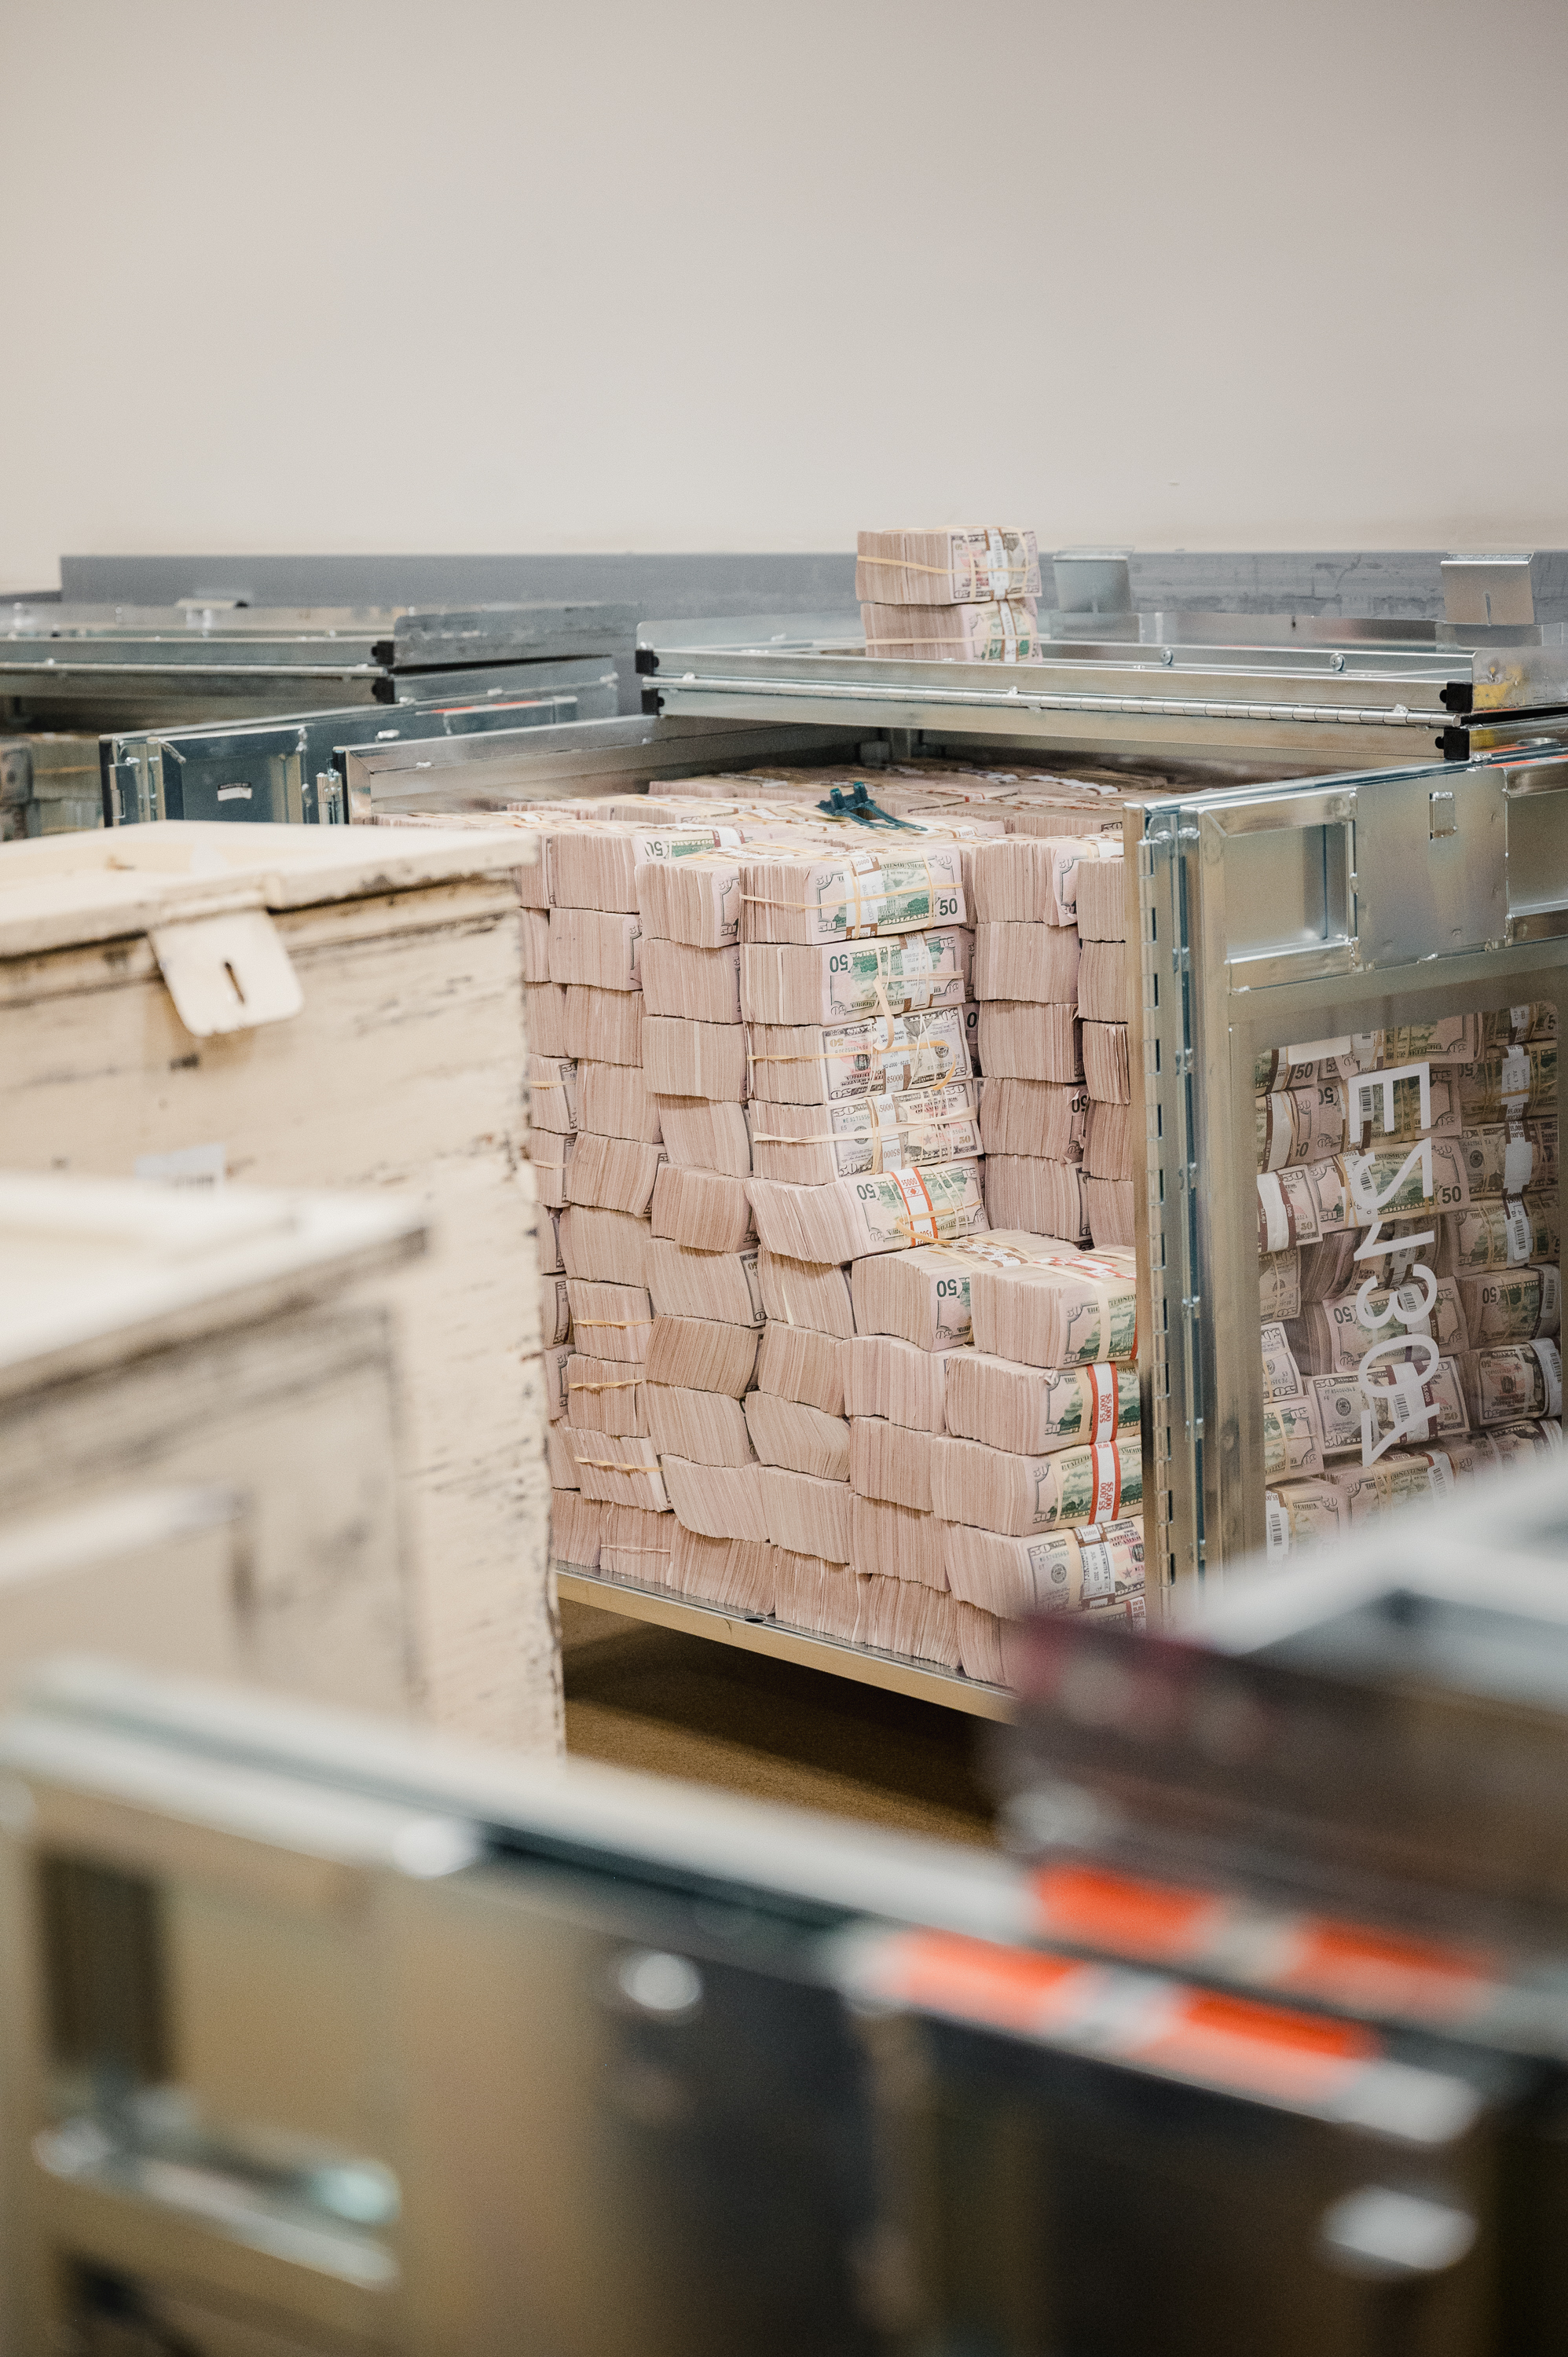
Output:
[148,910,304,1038]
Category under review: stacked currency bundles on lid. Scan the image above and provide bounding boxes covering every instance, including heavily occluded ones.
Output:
[855,527,1042,606]
[860,599,1046,663]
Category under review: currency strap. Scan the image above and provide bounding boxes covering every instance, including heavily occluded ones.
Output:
[1086,1361,1119,1444]
[1090,1442,1123,1521]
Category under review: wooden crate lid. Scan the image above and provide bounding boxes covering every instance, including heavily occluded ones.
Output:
[0,1171,426,1397]
[0,820,537,959]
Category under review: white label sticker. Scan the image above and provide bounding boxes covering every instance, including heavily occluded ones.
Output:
[1079,1539,1116,1600]
[1501,1044,1530,1104]
[1505,1197,1533,1264]
[1504,1131,1536,1195]
[134,1142,227,1188]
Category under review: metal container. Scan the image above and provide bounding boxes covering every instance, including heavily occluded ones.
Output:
[0,1655,1520,2357]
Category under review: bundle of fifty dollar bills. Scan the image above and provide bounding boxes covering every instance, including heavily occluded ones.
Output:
[385,761,1149,1688]
[857,526,1046,664]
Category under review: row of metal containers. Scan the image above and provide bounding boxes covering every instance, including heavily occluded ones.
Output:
[0,594,636,832]
[8,589,1566,1680]
[339,601,1568,1640]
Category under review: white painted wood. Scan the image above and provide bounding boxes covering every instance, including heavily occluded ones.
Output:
[0,1491,247,1704]
[0,823,554,1753]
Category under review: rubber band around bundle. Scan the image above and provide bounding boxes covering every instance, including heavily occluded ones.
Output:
[573,1316,655,1329]
[568,1374,645,1391]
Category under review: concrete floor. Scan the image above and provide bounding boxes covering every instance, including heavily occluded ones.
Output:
[560,1600,997,1847]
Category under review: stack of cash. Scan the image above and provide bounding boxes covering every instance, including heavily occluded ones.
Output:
[968,832,1121,1248]
[491,770,1156,1673]
[855,527,1042,607]
[967,1240,1139,1366]
[600,1504,674,1585]
[1075,852,1127,945]
[860,598,1046,664]
[944,1517,1145,1622]
[550,1490,603,1572]
[1252,1012,1563,1560]
[679,1529,778,1615]
[736,836,993,1611]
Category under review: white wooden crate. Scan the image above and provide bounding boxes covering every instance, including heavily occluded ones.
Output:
[0,823,552,1750]
[0,1174,425,1711]
[0,1490,247,1702]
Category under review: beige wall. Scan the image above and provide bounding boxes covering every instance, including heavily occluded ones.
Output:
[5,0,1566,587]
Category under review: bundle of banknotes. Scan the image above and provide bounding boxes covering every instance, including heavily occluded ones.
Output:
[855,526,1042,669]
[965,832,1131,1252]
